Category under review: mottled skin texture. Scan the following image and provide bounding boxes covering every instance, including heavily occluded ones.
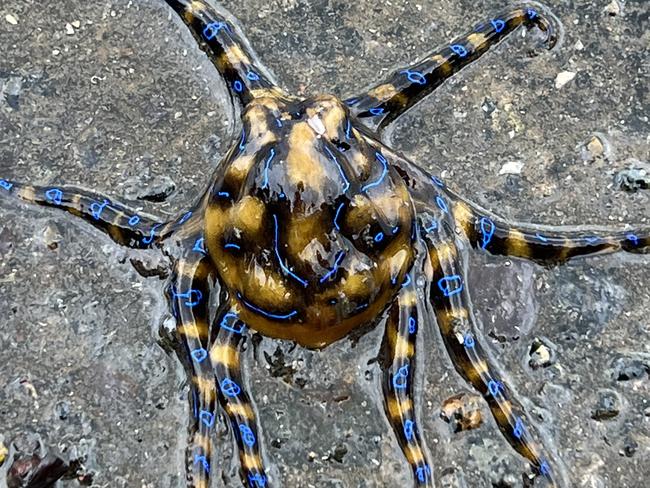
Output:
[1,1,649,487]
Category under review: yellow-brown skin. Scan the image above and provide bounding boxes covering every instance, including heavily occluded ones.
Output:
[205,95,415,348]
[4,2,649,488]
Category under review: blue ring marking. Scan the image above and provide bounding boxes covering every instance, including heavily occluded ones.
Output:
[319,251,346,284]
[431,175,444,187]
[437,275,463,297]
[344,97,359,107]
[354,302,369,313]
[402,274,412,287]
[400,69,426,85]
[626,233,639,246]
[239,129,247,151]
[513,417,525,440]
[408,316,417,334]
[220,378,241,397]
[362,152,389,192]
[142,223,162,245]
[324,146,351,192]
[248,473,267,487]
[491,19,506,33]
[584,236,600,245]
[369,107,385,116]
[273,214,308,287]
[199,410,215,428]
[333,203,345,231]
[403,419,415,441]
[0,179,13,191]
[233,80,244,93]
[193,237,207,254]
[194,454,210,473]
[217,191,230,198]
[128,215,141,226]
[535,232,548,243]
[178,211,193,225]
[463,333,475,349]
[237,292,298,320]
[90,199,110,220]
[527,8,538,20]
[423,219,438,233]
[479,217,495,249]
[275,118,283,128]
[246,71,260,81]
[172,288,203,308]
[487,379,504,397]
[374,231,384,243]
[436,195,449,214]
[262,148,276,189]
[192,388,199,418]
[220,312,246,334]
[392,226,400,235]
[239,424,256,447]
[191,348,208,363]
[416,465,432,483]
[203,21,229,40]
[345,119,352,140]
[45,188,63,205]
[225,243,241,250]
[540,460,551,477]
[392,365,409,389]
[451,44,468,57]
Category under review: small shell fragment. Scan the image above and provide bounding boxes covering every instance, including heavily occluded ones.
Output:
[498,161,524,175]
[555,71,576,89]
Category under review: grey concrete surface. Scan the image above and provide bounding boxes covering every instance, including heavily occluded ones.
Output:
[0,0,648,487]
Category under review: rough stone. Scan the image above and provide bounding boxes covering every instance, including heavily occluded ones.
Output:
[1,1,648,487]
[440,393,484,433]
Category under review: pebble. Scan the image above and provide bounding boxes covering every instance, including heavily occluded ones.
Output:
[498,161,524,175]
[613,161,650,192]
[42,224,62,251]
[440,393,483,432]
[65,22,75,35]
[604,0,621,16]
[5,13,18,25]
[610,357,649,381]
[590,389,621,421]
[528,338,555,369]
[555,71,577,90]
[621,436,638,458]
[586,136,605,158]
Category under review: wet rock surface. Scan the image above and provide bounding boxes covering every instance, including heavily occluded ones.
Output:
[1,1,649,487]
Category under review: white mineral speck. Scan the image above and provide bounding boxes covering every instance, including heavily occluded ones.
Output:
[499,161,524,175]
[5,14,18,25]
[65,22,75,35]
[555,71,576,89]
